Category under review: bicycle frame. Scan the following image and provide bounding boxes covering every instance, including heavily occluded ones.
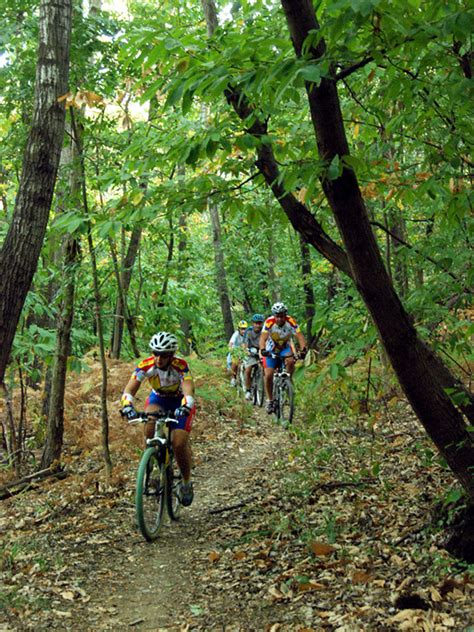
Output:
[128,412,182,541]
[267,353,296,425]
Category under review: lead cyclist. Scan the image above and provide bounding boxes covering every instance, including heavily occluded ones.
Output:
[120,331,196,507]
[259,303,307,414]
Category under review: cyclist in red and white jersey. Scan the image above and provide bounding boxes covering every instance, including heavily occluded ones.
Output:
[120,332,195,506]
[259,302,307,414]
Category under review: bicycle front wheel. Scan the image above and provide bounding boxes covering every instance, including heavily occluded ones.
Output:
[279,379,295,427]
[135,447,166,541]
[166,454,182,521]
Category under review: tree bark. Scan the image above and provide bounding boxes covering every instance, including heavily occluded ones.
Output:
[201,1,235,340]
[209,202,235,340]
[300,236,316,346]
[0,0,72,384]
[41,129,80,469]
[70,109,112,478]
[280,0,474,497]
[178,205,192,355]
[41,237,78,468]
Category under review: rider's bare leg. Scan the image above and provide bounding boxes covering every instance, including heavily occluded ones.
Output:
[231,360,239,378]
[264,366,275,400]
[284,356,296,375]
[245,365,252,390]
[172,429,192,482]
[143,403,163,441]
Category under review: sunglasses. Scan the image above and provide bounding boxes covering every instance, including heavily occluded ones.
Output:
[153,351,174,358]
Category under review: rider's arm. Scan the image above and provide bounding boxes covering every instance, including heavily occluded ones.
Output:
[259,330,269,354]
[228,331,237,349]
[121,377,141,407]
[182,377,195,399]
[180,366,195,408]
[296,331,307,352]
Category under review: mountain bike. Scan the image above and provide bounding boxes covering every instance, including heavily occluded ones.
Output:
[237,348,264,406]
[269,353,295,426]
[128,411,182,542]
[248,348,264,407]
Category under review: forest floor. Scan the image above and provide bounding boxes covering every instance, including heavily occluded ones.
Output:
[1,358,473,631]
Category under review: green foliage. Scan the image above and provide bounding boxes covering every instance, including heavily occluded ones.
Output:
[1,0,471,445]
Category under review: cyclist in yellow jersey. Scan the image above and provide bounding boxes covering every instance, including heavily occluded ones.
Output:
[259,302,307,414]
[228,319,248,387]
[120,332,195,506]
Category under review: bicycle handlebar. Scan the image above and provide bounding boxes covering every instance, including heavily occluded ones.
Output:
[128,412,180,426]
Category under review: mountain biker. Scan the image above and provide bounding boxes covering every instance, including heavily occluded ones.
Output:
[120,332,196,507]
[228,320,248,387]
[243,313,264,401]
[259,302,307,414]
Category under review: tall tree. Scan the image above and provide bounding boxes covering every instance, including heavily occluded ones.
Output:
[202,0,235,340]
[41,126,80,469]
[0,0,72,384]
[279,0,473,496]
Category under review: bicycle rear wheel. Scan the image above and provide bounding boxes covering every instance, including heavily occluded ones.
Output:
[279,378,295,427]
[166,454,182,520]
[135,447,166,541]
[252,365,264,407]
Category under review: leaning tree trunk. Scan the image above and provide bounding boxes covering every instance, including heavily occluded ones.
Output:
[0,0,72,384]
[280,0,474,497]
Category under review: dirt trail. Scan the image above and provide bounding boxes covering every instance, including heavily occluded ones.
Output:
[3,365,473,631]
[76,408,289,631]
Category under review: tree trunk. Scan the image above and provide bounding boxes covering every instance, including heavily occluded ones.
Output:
[70,110,112,478]
[209,202,235,340]
[41,128,80,469]
[389,208,409,298]
[201,2,234,339]
[177,190,192,355]
[0,0,72,384]
[280,0,474,497]
[109,233,140,358]
[300,236,316,346]
[267,230,280,304]
[111,226,142,358]
[41,237,78,468]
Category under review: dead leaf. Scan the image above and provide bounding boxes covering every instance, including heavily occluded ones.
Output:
[60,591,75,601]
[208,551,220,563]
[298,580,326,592]
[352,570,373,584]
[310,541,335,556]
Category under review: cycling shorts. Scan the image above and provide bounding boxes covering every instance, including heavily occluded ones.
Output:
[145,392,195,432]
[244,355,260,369]
[263,344,293,369]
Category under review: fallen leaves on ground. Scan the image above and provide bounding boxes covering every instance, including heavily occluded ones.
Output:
[0,358,473,631]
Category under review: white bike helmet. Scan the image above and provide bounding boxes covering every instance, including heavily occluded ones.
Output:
[149,332,178,353]
[271,302,288,315]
